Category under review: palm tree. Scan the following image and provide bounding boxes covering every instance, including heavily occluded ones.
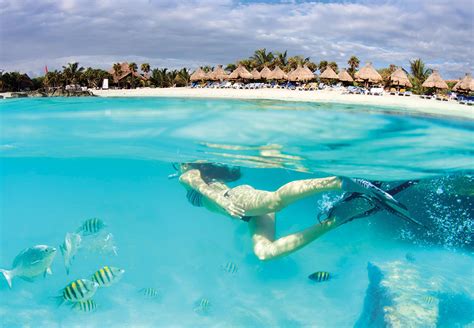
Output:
[287,56,313,71]
[225,63,237,72]
[328,61,339,73]
[44,70,63,89]
[273,51,288,69]
[62,62,84,85]
[175,68,190,86]
[237,59,254,70]
[409,58,432,94]
[318,60,328,73]
[128,62,138,88]
[250,48,274,69]
[201,65,213,73]
[141,63,150,75]
[113,63,123,88]
[347,56,360,77]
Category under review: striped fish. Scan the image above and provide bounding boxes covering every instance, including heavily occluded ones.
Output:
[424,296,436,304]
[194,298,211,315]
[77,218,106,235]
[139,287,160,298]
[58,279,99,305]
[72,299,97,313]
[222,262,238,274]
[308,271,331,282]
[91,266,125,287]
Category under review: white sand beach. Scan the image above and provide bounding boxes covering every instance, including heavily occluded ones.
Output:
[91,88,473,120]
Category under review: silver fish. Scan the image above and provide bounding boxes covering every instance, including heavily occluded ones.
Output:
[82,232,118,256]
[0,245,56,288]
[60,232,82,275]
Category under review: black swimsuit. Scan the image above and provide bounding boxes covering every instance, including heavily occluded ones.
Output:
[186,189,252,222]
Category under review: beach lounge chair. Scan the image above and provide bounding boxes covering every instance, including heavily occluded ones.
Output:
[389,87,397,95]
[370,87,384,96]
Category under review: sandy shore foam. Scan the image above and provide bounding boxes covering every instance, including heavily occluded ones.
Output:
[1,88,472,119]
[91,88,472,120]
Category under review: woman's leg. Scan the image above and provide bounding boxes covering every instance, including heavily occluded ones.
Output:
[229,177,342,216]
[248,213,339,261]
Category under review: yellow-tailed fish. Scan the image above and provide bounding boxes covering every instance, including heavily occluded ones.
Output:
[91,266,124,287]
[57,279,99,306]
[77,218,106,235]
[194,298,211,315]
[72,299,97,313]
[139,287,160,298]
[424,296,436,304]
[308,271,331,282]
[222,262,238,274]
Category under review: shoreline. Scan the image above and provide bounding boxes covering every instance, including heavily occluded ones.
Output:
[92,88,473,120]
[2,88,473,119]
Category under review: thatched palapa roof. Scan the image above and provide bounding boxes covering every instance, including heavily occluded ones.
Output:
[228,65,253,79]
[260,66,272,80]
[208,65,228,81]
[389,68,412,88]
[320,67,339,80]
[109,62,147,83]
[453,73,474,92]
[338,69,353,82]
[190,68,209,81]
[355,62,382,83]
[288,65,314,82]
[269,66,288,80]
[250,68,261,80]
[422,70,448,89]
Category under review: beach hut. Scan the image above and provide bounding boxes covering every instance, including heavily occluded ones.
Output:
[355,62,383,87]
[228,65,253,80]
[453,73,474,93]
[250,68,261,80]
[389,68,412,88]
[288,65,314,82]
[269,66,288,80]
[338,69,354,83]
[320,67,339,82]
[208,65,228,81]
[422,70,448,90]
[260,66,272,80]
[190,68,209,82]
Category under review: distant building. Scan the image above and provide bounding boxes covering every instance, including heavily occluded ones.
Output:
[108,62,148,86]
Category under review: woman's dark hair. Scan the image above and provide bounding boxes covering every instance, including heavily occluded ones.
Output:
[185,162,241,183]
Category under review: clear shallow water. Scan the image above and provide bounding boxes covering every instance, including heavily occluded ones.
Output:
[0,97,473,327]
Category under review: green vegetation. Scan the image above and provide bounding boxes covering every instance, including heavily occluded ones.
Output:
[0,53,452,95]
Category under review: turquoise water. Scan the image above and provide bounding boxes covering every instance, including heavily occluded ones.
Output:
[0,97,473,327]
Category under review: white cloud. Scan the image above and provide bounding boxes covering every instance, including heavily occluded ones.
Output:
[0,0,472,78]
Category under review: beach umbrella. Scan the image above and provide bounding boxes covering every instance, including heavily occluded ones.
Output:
[208,65,228,81]
[269,66,288,80]
[453,73,474,92]
[260,66,272,80]
[389,68,413,88]
[338,69,354,82]
[303,65,317,78]
[355,62,383,84]
[228,65,253,80]
[288,65,315,82]
[190,68,209,81]
[422,70,448,89]
[320,67,339,80]
[250,68,261,80]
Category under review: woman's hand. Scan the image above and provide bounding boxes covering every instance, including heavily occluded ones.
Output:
[222,201,246,220]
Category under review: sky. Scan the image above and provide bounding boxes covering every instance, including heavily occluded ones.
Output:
[0,0,472,78]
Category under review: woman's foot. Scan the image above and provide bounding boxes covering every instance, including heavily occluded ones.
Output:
[340,177,422,226]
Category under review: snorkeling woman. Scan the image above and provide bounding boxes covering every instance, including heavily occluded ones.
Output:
[175,163,416,261]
